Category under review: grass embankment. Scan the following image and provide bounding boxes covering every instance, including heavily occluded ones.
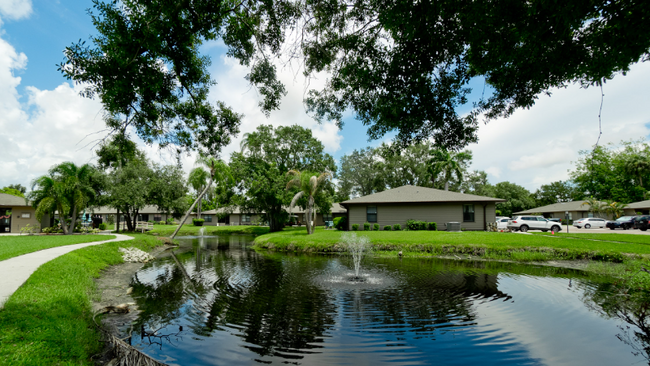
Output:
[254,227,650,262]
[534,232,650,244]
[147,224,269,237]
[0,234,165,365]
[0,234,116,262]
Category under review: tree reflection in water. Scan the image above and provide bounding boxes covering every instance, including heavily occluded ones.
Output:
[583,277,650,365]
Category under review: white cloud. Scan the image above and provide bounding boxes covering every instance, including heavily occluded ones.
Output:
[0,0,32,24]
[469,62,650,191]
[0,33,109,189]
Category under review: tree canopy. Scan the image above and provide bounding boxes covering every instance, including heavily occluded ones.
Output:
[63,0,650,153]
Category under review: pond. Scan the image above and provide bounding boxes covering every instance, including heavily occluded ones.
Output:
[126,234,650,365]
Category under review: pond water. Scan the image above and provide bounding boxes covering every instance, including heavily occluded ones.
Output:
[127,234,650,366]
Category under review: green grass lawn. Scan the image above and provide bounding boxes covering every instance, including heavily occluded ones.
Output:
[0,234,164,365]
[534,231,650,245]
[254,227,650,262]
[146,224,269,237]
[0,234,117,262]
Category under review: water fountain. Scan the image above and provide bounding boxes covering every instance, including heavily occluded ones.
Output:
[198,227,207,237]
[341,232,371,282]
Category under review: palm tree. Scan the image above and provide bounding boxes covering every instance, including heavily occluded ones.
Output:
[30,162,96,235]
[625,154,650,199]
[170,156,230,239]
[581,197,607,218]
[427,149,472,191]
[286,170,332,235]
[188,166,211,219]
[604,200,628,219]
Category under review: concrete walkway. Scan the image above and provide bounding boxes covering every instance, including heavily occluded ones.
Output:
[0,233,134,307]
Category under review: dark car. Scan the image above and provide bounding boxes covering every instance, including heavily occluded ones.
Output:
[635,215,650,231]
[606,216,637,230]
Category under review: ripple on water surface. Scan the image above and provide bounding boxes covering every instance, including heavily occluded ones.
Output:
[128,236,644,366]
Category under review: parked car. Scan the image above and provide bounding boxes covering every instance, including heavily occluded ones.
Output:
[496,217,510,230]
[634,215,650,231]
[573,218,607,229]
[507,216,562,233]
[606,216,637,230]
[548,218,562,223]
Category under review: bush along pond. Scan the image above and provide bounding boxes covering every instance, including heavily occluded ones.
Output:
[120,232,650,365]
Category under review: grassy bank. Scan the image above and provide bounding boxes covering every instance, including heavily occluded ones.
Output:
[147,224,269,237]
[0,234,116,262]
[254,227,650,262]
[534,232,650,244]
[0,234,165,365]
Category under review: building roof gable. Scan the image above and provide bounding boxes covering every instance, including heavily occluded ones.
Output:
[341,185,505,205]
[0,193,30,207]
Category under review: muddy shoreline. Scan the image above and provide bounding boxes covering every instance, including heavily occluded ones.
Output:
[92,244,175,365]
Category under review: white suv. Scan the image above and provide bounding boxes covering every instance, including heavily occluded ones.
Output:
[573,218,607,229]
[507,216,562,233]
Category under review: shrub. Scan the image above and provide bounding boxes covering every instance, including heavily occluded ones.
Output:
[352,224,360,231]
[383,225,392,231]
[405,219,427,230]
[427,222,437,231]
[393,223,401,231]
[373,223,380,231]
[166,218,175,225]
[192,218,205,226]
[333,217,347,231]
[98,223,107,230]
[158,221,166,225]
[363,222,371,231]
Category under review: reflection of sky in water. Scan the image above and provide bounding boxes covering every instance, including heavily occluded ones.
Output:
[130,237,643,366]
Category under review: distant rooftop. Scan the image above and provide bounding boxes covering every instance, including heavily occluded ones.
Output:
[514,200,598,215]
[0,193,29,207]
[341,185,505,205]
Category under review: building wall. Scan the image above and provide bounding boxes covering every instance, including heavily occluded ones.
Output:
[7,206,41,233]
[543,211,613,220]
[229,214,262,225]
[347,202,495,231]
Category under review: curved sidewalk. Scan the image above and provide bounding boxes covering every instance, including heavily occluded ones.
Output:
[0,233,134,307]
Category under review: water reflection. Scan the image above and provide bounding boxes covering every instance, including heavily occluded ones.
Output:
[128,235,648,366]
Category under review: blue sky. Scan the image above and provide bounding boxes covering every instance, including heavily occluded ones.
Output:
[1,0,650,193]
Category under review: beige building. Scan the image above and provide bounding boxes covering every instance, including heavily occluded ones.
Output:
[0,193,47,234]
[625,200,650,215]
[340,185,504,231]
[201,203,348,227]
[89,205,178,224]
[514,200,612,220]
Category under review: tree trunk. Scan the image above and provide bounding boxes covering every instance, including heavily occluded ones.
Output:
[170,176,213,239]
[59,204,69,235]
[116,209,120,233]
[132,209,139,231]
[67,205,78,235]
[444,181,449,191]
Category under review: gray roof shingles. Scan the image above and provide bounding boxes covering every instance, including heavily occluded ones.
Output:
[0,193,30,207]
[341,185,505,204]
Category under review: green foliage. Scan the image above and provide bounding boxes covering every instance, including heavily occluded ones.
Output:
[0,186,25,198]
[98,223,107,230]
[393,224,402,231]
[363,222,371,231]
[534,180,582,206]
[192,218,205,226]
[337,147,386,198]
[406,219,428,231]
[333,216,346,231]
[383,225,392,231]
[428,149,473,191]
[428,222,437,231]
[302,0,650,150]
[19,224,39,235]
[373,223,380,231]
[492,182,537,217]
[287,169,333,235]
[352,224,359,231]
[571,140,650,203]
[378,142,434,189]
[231,125,336,232]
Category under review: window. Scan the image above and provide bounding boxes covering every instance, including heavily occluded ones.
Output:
[367,206,377,222]
[203,215,212,222]
[154,215,162,222]
[242,215,251,223]
[463,204,475,222]
[323,213,333,222]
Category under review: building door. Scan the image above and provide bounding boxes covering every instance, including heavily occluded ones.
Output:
[0,208,11,233]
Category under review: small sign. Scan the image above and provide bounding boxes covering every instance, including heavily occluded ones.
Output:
[21,213,30,219]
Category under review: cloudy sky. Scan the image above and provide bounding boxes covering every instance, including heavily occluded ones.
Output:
[1,0,649,193]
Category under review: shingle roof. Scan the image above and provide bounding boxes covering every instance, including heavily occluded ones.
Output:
[341,185,505,204]
[90,205,169,214]
[627,200,650,209]
[203,203,348,215]
[514,200,597,215]
[0,193,30,207]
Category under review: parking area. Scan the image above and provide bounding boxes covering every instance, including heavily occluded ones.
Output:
[567,227,650,235]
